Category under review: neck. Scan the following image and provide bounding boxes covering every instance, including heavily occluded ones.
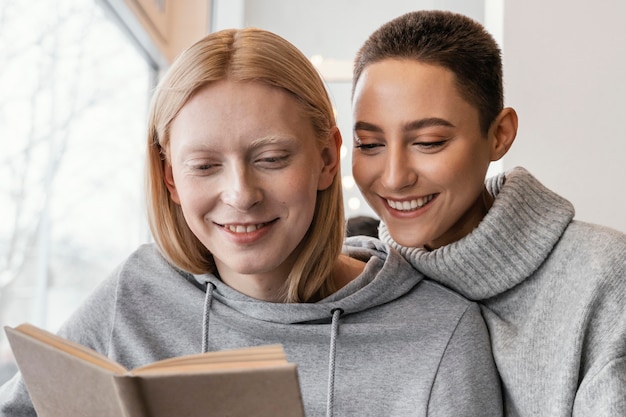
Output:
[330,254,366,290]
[216,254,366,303]
[215,263,292,302]
[481,186,495,214]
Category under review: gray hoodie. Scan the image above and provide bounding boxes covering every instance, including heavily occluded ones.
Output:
[0,238,502,416]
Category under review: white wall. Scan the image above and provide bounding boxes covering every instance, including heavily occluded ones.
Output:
[502,0,626,233]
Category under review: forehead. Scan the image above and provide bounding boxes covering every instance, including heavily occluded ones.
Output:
[183,80,300,118]
[353,59,478,122]
[168,80,314,152]
[354,59,461,101]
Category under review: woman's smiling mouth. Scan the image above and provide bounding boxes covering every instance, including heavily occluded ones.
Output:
[386,194,436,212]
[218,219,278,234]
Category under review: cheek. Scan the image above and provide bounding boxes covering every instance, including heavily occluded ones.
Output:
[433,153,486,203]
[279,185,317,236]
[272,168,318,206]
[351,154,373,187]
[175,180,211,214]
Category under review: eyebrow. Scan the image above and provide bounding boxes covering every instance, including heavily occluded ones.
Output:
[177,135,292,156]
[354,117,455,133]
[248,135,292,149]
[405,117,455,131]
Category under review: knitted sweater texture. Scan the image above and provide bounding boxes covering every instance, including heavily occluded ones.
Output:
[380,166,626,416]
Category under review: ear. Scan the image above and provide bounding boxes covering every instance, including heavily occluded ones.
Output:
[163,161,181,204]
[317,127,342,191]
[488,107,518,161]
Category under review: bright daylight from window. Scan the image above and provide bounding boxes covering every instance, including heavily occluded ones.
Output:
[0,0,154,383]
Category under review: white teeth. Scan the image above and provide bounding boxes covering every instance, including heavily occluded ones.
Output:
[387,195,434,211]
[225,223,264,233]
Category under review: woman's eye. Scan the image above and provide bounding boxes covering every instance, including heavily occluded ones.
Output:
[413,135,449,152]
[354,137,384,153]
[256,154,290,168]
[416,141,446,149]
[187,161,219,174]
[197,162,219,170]
[261,156,284,163]
[355,143,382,150]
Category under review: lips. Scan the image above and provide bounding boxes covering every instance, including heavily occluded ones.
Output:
[224,223,266,233]
[218,219,276,234]
[386,194,435,212]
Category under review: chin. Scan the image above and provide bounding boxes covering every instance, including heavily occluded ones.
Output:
[389,233,422,248]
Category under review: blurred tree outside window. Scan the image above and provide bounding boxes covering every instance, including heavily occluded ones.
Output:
[0,0,156,384]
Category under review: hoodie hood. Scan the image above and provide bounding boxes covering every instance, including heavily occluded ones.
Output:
[194,236,423,324]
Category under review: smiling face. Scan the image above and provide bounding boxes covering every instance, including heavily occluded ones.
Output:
[165,80,336,299]
[352,59,507,250]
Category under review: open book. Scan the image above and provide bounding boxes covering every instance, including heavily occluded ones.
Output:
[5,323,305,417]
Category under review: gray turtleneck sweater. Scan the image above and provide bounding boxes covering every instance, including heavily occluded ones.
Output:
[381,166,626,416]
[0,238,502,416]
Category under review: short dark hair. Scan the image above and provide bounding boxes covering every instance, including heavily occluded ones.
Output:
[353,10,503,134]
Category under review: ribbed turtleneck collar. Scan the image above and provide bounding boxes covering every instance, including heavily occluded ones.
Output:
[380,167,575,300]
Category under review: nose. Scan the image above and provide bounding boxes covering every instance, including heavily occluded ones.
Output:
[221,164,262,211]
[379,144,417,191]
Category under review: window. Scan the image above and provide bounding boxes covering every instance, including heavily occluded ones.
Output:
[0,0,156,384]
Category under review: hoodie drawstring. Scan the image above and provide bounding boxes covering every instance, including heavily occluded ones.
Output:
[327,308,343,417]
[200,282,342,417]
[202,282,215,353]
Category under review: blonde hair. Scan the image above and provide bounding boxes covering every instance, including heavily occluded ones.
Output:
[146,28,344,302]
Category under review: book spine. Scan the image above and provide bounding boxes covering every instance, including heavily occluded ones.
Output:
[113,375,150,417]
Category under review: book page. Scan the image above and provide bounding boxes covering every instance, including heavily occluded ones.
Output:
[131,344,287,375]
[9,324,127,374]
